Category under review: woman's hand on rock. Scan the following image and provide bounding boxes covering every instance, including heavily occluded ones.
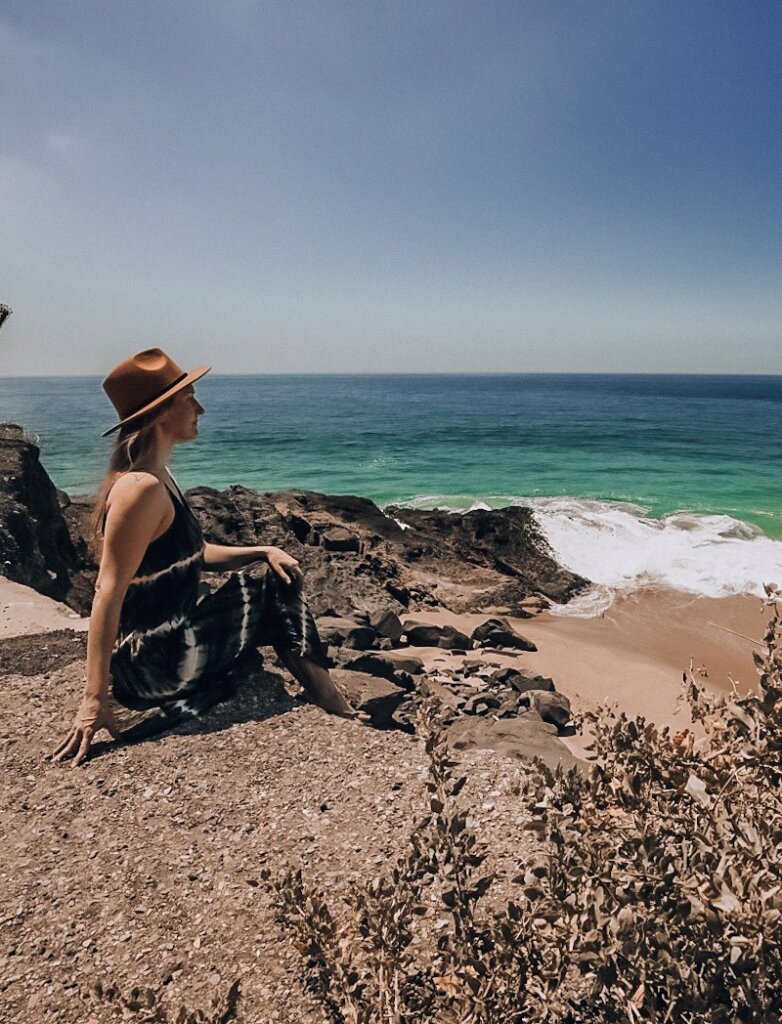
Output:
[263,546,304,588]
[51,692,121,767]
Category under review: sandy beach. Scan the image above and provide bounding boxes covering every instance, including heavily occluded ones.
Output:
[409,588,768,759]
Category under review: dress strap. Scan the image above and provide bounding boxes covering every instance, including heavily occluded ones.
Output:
[163,469,187,505]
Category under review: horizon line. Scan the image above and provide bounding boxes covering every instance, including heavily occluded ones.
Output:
[1,370,782,380]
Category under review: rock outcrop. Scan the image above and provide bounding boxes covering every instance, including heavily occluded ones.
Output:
[0,425,85,606]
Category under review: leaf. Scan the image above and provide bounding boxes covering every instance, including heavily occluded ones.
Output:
[710,882,741,915]
[684,774,712,809]
[449,814,466,836]
[434,972,462,996]
[451,776,468,797]
[726,702,754,730]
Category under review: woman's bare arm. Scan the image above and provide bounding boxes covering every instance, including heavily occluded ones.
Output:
[52,473,171,765]
[202,542,304,585]
[201,542,269,573]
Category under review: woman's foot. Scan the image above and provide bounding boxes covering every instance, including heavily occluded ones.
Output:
[277,648,372,725]
[296,688,372,724]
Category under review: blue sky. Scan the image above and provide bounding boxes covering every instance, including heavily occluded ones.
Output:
[1,1,780,374]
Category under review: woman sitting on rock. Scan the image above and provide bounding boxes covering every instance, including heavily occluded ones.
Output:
[53,348,368,767]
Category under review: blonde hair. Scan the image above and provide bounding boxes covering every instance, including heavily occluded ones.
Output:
[89,405,168,556]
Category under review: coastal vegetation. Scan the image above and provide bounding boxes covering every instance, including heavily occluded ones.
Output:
[270,587,782,1023]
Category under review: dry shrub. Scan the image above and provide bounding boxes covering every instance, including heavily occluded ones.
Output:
[273,586,782,1023]
[520,584,782,1023]
[84,977,240,1023]
[268,699,541,1023]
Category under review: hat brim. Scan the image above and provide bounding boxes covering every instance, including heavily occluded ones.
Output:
[102,365,212,437]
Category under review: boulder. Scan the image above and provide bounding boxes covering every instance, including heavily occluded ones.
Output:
[342,626,379,651]
[342,652,423,691]
[447,715,577,772]
[315,615,363,647]
[462,692,503,716]
[471,617,537,652]
[402,620,473,651]
[0,425,85,609]
[491,667,556,694]
[321,526,361,553]
[461,658,485,675]
[329,669,412,731]
[368,608,403,641]
[520,689,572,729]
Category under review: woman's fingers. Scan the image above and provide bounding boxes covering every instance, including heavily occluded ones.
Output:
[272,559,303,586]
[51,731,73,757]
[72,728,94,768]
[51,729,80,761]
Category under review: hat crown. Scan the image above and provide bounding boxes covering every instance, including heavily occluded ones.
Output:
[103,348,187,421]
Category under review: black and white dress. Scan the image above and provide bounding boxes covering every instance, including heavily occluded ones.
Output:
[109,473,328,737]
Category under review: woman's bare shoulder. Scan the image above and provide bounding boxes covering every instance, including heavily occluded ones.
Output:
[106,471,169,516]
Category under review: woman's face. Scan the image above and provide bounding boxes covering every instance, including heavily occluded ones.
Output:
[158,384,205,443]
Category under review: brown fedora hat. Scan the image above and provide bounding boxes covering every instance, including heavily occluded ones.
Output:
[102,348,211,437]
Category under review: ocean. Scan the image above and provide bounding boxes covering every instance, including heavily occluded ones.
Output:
[1,373,781,611]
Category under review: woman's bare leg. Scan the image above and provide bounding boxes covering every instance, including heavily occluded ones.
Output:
[274,647,370,721]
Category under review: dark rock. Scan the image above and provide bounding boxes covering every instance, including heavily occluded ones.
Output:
[461,658,485,675]
[383,502,589,609]
[447,715,578,771]
[183,486,406,619]
[321,526,361,553]
[420,678,463,711]
[462,692,503,715]
[385,581,410,605]
[315,615,361,647]
[519,690,572,729]
[471,617,537,652]
[368,608,403,641]
[330,669,412,731]
[403,620,473,651]
[313,613,378,651]
[342,651,423,691]
[0,425,87,610]
[379,652,426,676]
[343,626,379,651]
[491,668,556,694]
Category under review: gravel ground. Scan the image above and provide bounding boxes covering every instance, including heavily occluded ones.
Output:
[1,656,537,1024]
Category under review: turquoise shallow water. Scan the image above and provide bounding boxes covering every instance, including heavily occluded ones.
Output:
[3,372,782,603]
[1,373,779,536]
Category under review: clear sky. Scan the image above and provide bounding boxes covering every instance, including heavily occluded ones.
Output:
[1,1,780,375]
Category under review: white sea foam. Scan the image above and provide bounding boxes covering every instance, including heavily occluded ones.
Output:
[392,494,782,617]
[529,498,782,605]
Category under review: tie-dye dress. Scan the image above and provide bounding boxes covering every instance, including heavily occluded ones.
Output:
[109,475,328,735]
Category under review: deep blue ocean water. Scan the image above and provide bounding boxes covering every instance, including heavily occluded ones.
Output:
[2,374,781,604]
